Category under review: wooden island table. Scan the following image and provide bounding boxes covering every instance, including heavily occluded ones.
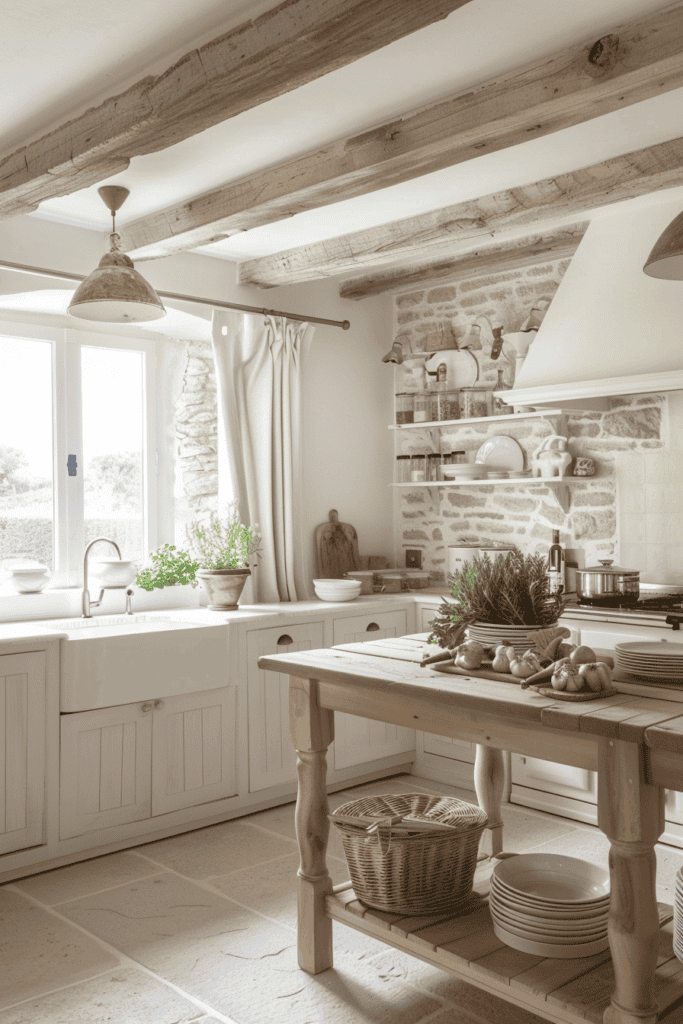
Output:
[257,633,683,1024]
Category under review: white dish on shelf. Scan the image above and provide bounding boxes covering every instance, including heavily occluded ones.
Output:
[475,435,525,473]
[490,917,610,957]
[441,464,487,480]
[494,853,610,903]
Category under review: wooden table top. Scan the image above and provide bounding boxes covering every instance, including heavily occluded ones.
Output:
[258,633,683,755]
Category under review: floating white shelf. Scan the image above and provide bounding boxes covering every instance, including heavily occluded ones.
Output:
[388,408,568,430]
[391,476,586,513]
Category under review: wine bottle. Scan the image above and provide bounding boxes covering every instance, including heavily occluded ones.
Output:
[547,529,565,595]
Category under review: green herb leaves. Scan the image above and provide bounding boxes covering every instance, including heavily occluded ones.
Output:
[134,544,200,592]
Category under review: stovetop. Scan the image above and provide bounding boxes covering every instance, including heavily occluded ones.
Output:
[565,585,683,625]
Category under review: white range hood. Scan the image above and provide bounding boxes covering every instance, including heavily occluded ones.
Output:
[501,196,683,406]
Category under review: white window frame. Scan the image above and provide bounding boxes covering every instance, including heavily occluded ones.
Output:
[0,320,159,588]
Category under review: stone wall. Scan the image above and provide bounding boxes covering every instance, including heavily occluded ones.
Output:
[392,261,668,581]
[174,339,219,535]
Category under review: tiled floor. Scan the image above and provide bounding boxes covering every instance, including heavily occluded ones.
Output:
[3,774,683,1024]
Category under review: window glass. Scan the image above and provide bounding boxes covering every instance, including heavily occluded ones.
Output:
[0,336,54,576]
[81,346,145,561]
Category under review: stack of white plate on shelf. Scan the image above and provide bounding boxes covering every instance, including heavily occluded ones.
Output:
[312,578,362,603]
[467,622,546,657]
[673,867,683,963]
[442,464,488,480]
[489,854,611,958]
[614,641,683,683]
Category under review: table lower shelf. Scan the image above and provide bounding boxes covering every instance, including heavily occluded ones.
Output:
[326,860,682,1024]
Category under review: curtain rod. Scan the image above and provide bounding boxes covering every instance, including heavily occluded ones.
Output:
[0,258,351,330]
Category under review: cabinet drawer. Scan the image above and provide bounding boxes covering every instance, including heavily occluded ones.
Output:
[511,753,597,804]
[248,621,325,792]
[333,609,407,646]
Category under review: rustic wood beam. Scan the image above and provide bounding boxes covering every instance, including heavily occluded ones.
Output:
[338,223,590,299]
[121,2,683,260]
[237,136,683,288]
[0,0,472,218]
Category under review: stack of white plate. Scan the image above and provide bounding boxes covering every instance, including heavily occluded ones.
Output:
[489,854,610,958]
[674,867,683,962]
[442,464,488,480]
[312,578,362,603]
[615,641,683,682]
[467,622,548,656]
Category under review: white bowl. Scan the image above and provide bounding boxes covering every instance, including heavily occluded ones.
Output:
[312,578,361,587]
[494,853,610,904]
[90,559,137,587]
[313,580,362,602]
[10,567,50,593]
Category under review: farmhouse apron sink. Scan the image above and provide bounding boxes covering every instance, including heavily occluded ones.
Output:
[28,613,228,712]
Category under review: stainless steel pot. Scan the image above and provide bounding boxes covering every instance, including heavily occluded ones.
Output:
[575,559,640,604]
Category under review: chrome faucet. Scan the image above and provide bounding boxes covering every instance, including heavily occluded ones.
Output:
[82,537,122,618]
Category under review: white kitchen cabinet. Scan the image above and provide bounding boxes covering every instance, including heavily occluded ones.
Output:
[151,688,237,816]
[0,652,46,855]
[331,609,415,770]
[60,701,152,839]
[247,621,324,791]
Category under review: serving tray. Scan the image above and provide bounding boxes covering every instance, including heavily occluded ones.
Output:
[531,685,617,701]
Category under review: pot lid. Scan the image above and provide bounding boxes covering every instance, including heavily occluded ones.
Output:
[580,559,639,576]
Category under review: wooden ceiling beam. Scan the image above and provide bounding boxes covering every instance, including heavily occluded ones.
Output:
[338,223,590,299]
[0,0,472,218]
[120,1,683,260]
[237,135,683,288]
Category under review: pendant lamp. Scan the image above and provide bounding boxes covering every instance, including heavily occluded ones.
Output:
[68,186,166,322]
[643,210,683,280]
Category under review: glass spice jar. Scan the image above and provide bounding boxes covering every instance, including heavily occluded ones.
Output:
[395,393,414,424]
[427,453,441,481]
[460,387,493,419]
[413,391,431,423]
[432,388,460,422]
[409,454,426,482]
[395,454,411,482]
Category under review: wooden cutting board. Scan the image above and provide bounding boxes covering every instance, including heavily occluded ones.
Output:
[315,509,364,578]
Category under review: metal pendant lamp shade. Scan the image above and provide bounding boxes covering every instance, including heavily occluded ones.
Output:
[68,186,166,323]
[643,210,683,280]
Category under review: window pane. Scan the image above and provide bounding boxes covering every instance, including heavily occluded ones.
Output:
[82,347,145,561]
[0,336,54,578]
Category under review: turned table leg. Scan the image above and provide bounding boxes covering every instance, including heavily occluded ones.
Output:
[598,738,665,1024]
[474,744,505,858]
[289,674,335,974]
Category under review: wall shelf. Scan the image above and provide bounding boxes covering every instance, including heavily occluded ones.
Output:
[388,408,569,430]
[391,477,586,514]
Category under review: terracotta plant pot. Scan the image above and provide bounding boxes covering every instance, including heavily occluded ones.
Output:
[197,567,251,610]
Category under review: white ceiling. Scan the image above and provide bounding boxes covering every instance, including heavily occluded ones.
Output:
[2,0,681,266]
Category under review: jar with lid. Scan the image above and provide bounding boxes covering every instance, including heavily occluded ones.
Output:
[395,393,414,424]
[427,453,441,481]
[432,388,459,422]
[409,454,426,482]
[395,454,411,482]
[460,387,493,419]
[413,391,431,423]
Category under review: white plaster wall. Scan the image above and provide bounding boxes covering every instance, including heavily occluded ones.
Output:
[0,217,394,601]
[514,195,683,389]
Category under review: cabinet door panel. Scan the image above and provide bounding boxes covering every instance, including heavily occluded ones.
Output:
[60,704,152,839]
[511,753,597,804]
[0,653,46,855]
[423,733,475,763]
[332,610,414,770]
[248,622,324,791]
[152,688,237,816]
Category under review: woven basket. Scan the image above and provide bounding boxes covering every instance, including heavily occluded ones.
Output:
[331,793,487,915]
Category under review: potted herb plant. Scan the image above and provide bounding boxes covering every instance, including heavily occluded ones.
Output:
[428,548,565,650]
[191,503,262,610]
[134,544,200,592]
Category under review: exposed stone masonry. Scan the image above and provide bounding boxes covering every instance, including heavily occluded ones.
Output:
[392,261,665,579]
[174,340,218,528]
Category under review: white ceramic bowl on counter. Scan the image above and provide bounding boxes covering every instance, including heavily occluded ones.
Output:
[90,559,137,587]
[313,579,362,602]
[10,566,51,593]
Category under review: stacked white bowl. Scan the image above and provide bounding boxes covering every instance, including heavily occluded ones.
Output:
[313,578,362,602]
[489,853,610,958]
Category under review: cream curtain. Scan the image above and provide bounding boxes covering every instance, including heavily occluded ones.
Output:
[211,309,314,603]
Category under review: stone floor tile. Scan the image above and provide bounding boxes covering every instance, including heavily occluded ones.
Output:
[0,888,119,1010]
[12,852,166,905]
[493,804,579,853]
[56,873,436,1023]
[211,852,349,929]
[366,950,547,1024]
[135,821,296,878]
[341,776,429,800]
[0,967,203,1024]
[242,790,353,862]
[399,776,476,801]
